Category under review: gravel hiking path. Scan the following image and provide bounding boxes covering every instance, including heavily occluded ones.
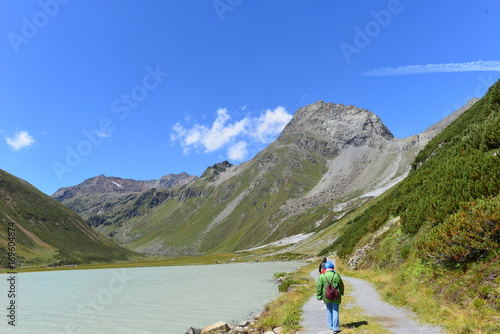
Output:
[299,270,444,334]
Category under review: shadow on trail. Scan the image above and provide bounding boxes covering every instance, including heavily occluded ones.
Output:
[343,320,369,329]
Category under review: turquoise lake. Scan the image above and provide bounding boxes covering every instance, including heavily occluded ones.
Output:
[0,261,302,333]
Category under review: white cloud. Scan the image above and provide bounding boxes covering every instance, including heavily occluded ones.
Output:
[361,60,500,76]
[170,123,186,141]
[171,106,293,160]
[172,108,248,155]
[203,108,247,152]
[228,141,248,161]
[5,131,35,151]
[252,106,293,143]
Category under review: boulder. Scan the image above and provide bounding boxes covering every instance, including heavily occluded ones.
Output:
[237,320,251,327]
[185,327,202,334]
[201,321,231,333]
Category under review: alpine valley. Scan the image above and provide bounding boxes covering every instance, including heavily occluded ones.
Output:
[1,80,498,277]
[50,94,480,258]
[2,80,499,332]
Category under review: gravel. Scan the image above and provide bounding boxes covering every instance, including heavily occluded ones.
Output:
[299,270,445,334]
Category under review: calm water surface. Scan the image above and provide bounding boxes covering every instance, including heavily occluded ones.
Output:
[1,261,301,333]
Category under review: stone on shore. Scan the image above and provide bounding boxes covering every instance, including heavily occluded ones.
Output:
[185,327,201,334]
[237,320,251,327]
[201,321,231,333]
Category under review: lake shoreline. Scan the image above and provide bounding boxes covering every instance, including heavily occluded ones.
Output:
[0,260,305,333]
[0,251,296,274]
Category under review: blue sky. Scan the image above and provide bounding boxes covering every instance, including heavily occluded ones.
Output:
[1,0,499,195]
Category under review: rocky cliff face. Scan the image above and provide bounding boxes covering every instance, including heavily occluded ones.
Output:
[53,99,477,256]
[280,101,394,154]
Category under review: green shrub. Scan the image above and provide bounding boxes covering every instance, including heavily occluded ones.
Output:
[274,272,287,279]
[415,196,500,266]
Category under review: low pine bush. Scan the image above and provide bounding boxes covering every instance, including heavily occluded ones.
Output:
[415,196,500,267]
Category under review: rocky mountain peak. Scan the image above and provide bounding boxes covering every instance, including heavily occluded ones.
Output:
[277,101,394,159]
[200,161,234,181]
[281,101,393,143]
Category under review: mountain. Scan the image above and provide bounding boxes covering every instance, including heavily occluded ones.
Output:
[53,172,197,201]
[296,80,499,333]
[342,81,499,262]
[0,170,138,269]
[51,173,196,229]
[53,99,477,257]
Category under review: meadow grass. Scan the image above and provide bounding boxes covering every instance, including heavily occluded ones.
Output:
[343,260,500,334]
[253,263,315,333]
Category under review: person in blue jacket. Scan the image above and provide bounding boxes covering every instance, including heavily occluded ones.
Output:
[316,262,345,333]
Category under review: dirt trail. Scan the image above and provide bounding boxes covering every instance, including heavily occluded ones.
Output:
[299,270,444,334]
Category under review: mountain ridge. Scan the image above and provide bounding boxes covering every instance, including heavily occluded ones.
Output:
[53,172,197,201]
[52,98,478,256]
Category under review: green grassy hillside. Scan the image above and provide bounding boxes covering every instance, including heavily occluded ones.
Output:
[93,146,329,255]
[0,170,139,269]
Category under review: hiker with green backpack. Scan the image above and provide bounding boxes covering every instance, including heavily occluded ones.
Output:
[316,261,345,333]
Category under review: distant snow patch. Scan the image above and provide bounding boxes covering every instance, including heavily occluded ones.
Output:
[111,181,122,188]
[238,232,315,252]
[361,173,407,198]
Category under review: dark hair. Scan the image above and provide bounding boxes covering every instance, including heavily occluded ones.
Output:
[322,257,327,263]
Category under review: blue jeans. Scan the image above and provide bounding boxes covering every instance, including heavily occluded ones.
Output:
[326,302,340,330]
